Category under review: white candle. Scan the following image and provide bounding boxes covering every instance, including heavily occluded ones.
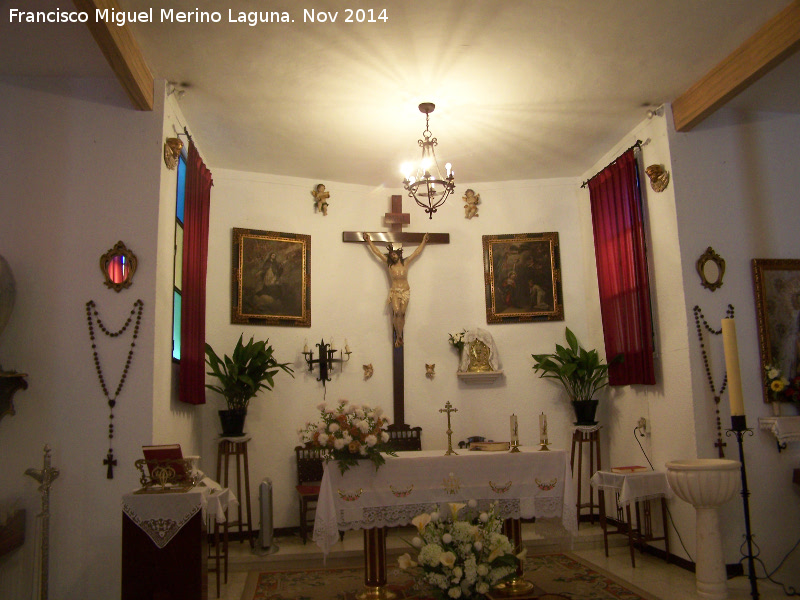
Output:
[303,339,309,353]
[721,318,745,416]
[345,339,351,353]
[539,412,547,441]
[510,414,518,444]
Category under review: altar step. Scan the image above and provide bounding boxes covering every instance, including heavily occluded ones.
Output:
[217,520,623,573]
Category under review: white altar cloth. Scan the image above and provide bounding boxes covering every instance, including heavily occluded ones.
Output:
[313,447,575,555]
[590,470,671,507]
[122,486,238,548]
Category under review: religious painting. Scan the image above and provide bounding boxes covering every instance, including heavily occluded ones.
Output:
[482,232,563,323]
[753,258,800,403]
[231,228,310,327]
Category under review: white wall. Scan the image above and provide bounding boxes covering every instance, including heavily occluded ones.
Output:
[580,105,800,584]
[579,112,699,561]
[0,77,163,598]
[150,94,203,454]
[668,106,800,585]
[202,169,598,530]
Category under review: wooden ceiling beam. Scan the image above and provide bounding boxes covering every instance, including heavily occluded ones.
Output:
[72,0,154,111]
[672,0,800,131]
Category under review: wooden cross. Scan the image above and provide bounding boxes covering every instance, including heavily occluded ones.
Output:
[343,195,450,426]
[104,451,117,479]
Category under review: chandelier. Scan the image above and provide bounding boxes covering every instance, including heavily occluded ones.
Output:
[401,102,455,219]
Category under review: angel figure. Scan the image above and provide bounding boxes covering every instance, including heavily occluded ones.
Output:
[364,232,429,347]
[463,188,480,219]
[312,183,330,215]
[363,364,374,380]
[426,364,436,379]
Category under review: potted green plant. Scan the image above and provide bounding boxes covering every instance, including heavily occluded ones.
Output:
[531,327,616,425]
[205,334,294,437]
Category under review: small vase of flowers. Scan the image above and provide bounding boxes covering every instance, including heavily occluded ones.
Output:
[298,399,396,474]
[764,364,800,414]
[448,330,466,353]
[398,500,521,599]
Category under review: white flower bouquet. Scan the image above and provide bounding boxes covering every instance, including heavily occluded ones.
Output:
[398,501,521,599]
[298,399,396,474]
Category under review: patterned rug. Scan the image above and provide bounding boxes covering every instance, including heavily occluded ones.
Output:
[242,553,659,600]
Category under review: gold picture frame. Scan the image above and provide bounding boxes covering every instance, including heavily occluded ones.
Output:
[231,228,310,327]
[482,232,563,323]
[752,258,800,403]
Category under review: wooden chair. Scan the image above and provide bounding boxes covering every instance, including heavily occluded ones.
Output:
[386,423,422,451]
[295,444,326,544]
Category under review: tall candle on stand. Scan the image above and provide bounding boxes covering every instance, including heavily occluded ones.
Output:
[539,412,547,442]
[510,414,518,445]
[721,318,745,416]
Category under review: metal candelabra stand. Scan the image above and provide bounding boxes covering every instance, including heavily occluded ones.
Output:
[726,415,759,600]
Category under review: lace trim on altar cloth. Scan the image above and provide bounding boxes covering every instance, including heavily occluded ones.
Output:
[122,502,201,548]
[334,496,564,531]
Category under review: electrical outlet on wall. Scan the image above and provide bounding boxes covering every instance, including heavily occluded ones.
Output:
[637,417,649,436]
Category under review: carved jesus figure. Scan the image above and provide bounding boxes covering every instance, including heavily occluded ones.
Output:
[364,232,429,347]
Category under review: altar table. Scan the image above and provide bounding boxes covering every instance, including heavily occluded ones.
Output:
[313,447,576,556]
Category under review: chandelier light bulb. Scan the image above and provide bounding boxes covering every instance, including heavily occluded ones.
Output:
[401,162,413,178]
[446,163,452,176]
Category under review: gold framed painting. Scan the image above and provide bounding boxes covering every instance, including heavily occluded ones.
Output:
[231,228,310,327]
[752,258,800,403]
[482,232,563,323]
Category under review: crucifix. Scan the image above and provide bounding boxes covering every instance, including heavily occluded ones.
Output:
[439,401,458,455]
[104,451,118,479]
[343,195,449,426]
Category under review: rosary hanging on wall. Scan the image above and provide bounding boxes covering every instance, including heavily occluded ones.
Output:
[693,303,734,458]
[85,299,143,478]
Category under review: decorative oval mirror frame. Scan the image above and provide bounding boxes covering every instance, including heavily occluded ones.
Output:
[100,241,138,292]
[696,246,725,291]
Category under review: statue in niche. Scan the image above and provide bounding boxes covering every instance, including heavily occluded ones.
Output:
[458,329,501,373]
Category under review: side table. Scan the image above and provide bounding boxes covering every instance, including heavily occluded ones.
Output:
[590,470,671,567]
[216,436,254,547]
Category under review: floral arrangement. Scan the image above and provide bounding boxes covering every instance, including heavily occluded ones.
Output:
[765,364,800,403]
[398,501,521,599]
[448,330,466,353]
[298,399,396,474]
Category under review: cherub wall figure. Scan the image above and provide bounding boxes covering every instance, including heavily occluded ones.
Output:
[312,183,330,215]
[463,188,480,219]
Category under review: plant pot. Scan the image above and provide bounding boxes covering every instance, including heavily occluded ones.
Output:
[572,399,598,426]
[218,408,247,437]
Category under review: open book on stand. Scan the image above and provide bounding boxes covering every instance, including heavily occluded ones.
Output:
[136,444,194,491]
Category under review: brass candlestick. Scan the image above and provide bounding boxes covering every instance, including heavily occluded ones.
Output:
[439,401,458,455]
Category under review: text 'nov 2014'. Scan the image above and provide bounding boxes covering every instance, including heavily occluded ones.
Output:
[8,8,389,27]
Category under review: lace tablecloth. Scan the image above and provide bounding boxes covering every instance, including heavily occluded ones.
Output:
[122,485,238,548]
[313,447,575,555]
[589,470,671,506]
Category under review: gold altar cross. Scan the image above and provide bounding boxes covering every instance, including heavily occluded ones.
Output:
[343,195,449,426]
[439,401,458,455]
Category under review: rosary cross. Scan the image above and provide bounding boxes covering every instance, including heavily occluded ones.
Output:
[439,401,458,456]
[104,451,117,479]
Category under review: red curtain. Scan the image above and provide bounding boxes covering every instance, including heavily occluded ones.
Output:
[588,148,655,385]
[179,141,213,404]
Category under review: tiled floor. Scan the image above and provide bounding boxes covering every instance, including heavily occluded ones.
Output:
[209,521,786,600]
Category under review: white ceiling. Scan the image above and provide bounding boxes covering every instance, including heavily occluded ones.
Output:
[3,0,798,185]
